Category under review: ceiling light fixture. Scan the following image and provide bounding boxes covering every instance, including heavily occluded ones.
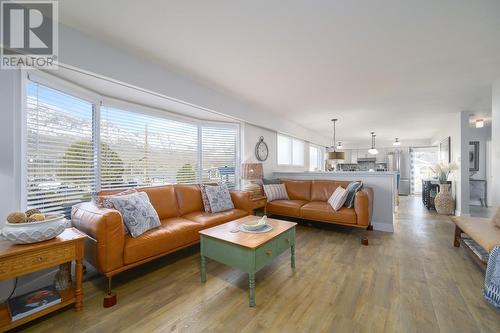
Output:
[368,132,379,155]
[393,137,401,146]
[336,141,344,150]
[475,119,484,128]
[327,119,345,160]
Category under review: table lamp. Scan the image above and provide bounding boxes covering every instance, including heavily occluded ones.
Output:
[241,162,263,198]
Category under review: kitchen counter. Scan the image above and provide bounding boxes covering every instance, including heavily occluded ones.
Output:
[273,171,398,232]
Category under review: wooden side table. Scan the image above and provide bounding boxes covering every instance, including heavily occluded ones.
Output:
[250,196,267,215]
[0,228,86,331]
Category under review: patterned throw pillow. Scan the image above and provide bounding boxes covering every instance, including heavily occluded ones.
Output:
[199,184,212,213]
[328,187,348,211]
[108,192,161,238]
[492,207,500,228]
[93,188,138,209]
[344,181,363,208]
[204,183,235,213]
[263,184,289,202]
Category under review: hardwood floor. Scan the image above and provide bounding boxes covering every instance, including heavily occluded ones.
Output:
[17,196,500,332]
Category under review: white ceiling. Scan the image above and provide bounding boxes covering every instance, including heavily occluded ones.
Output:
[58,0,500,145]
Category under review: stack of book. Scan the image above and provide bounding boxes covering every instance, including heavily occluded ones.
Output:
[8,286,61,321]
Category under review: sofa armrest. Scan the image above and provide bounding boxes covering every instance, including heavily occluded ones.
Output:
[71,202,125,275]
[354,187,373,226]
[230,190,253,215]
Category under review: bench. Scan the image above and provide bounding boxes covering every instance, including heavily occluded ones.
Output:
[452,215,500,269]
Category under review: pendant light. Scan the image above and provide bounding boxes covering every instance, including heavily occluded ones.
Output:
[368,132,379,155]
[327,119,345,160]
[393,137,401,146]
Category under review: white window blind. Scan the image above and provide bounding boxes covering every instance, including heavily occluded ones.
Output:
[277,133,305,166]
[292,138,305,166]
[201,125,237,187]
[100,106,199,189]
[277,134,291,165]
[26,81,95,217]
[309,144,324,171]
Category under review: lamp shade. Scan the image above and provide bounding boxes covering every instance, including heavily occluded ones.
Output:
[327,151,345,160]
[241,163,263,180]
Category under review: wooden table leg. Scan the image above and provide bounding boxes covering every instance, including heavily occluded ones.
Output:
[200,255,207,283]
[291,244,296,269]
[249,273,256,307]
[75,257,83,311]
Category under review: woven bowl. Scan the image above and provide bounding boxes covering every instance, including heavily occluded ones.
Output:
[1,214,66,244]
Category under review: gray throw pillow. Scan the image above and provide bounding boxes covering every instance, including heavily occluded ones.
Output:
[344,181,363,208]
[108,192,161,238]
[199,184,212,213]
[204,183,234,213]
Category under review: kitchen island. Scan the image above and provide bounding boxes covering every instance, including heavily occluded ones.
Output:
[272,171,398,232]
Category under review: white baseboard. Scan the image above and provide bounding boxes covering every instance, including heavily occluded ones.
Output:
[372,222,394,233]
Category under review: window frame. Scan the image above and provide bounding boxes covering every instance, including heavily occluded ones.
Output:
[276,133,306,167]
[20,70,241,210]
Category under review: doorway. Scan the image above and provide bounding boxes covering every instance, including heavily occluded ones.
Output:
[410,146,439,194]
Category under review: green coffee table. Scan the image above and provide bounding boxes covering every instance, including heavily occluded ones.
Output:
[199,216,297,307]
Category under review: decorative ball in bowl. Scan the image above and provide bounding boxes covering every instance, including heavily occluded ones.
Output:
[2,212,66,244]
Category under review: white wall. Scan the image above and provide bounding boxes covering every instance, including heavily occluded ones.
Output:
[492,78,500,208]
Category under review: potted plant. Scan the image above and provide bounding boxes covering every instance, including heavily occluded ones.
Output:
[431,162,458,215]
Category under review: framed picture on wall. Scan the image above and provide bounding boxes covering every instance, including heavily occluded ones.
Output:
[469,141,479,172]
[439,137,451,163]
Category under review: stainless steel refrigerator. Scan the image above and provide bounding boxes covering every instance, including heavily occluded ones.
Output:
[387,148,411,195]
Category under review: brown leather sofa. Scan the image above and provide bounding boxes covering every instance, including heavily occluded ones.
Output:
[266,179,373,228]
[71,184,252,280]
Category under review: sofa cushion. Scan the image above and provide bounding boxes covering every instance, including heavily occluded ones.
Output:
[204,183,234,213]
[108,192,161,237]
[175,184,204,215]
[123,217,202,264]
[140,185,179,219]
[183,209,248,227]
[452,216,500,252]
[266,200,307,217]
[263,184,288,202]
[282,180,311,201]
[199,184,212,213]
[310,180,350,201]
[345,181,363,208]
[300,201,357,224]
[328,187,348,211]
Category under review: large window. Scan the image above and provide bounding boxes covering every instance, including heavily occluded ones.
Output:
[100,106,199,189]
[24,78,239,215]
[309,144,325,171]
[277,134,305,166]
[26,81,95,216]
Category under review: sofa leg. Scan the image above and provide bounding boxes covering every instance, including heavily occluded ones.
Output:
[103,276,117,308]
[454,225,462,247]
[361,237,369,246]
[366,225,373,231]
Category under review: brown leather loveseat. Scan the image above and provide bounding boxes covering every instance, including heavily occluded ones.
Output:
[266,179,373,228]
[71,184,251,284]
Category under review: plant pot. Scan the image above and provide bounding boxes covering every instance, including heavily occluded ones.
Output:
[434,183,454,215]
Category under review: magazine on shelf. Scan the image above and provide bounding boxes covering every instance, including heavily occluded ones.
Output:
[8,285,61,321]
